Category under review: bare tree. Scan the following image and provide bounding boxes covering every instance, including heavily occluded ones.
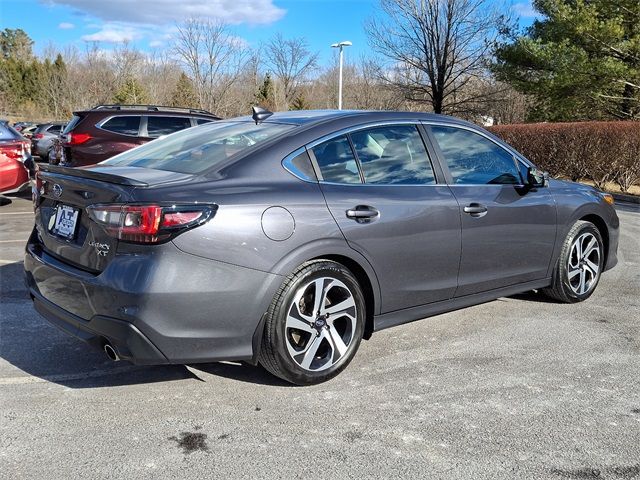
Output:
[366,0,509,115]
[265,33,318,110]
[140,50,182,105]
[173,19,248,116]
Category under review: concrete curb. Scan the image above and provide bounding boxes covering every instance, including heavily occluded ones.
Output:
[611,192,640,205]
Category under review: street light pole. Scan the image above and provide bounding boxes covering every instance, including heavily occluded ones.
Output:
[331,41,352,110]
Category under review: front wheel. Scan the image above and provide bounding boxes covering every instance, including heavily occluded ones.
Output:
[259,260,365,385]
[542,220,604,303]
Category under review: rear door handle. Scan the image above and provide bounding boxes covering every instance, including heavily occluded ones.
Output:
[346,205,379,223]
[463,203,488,217]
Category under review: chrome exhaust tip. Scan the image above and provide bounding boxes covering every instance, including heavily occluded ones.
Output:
[103,343,120,362]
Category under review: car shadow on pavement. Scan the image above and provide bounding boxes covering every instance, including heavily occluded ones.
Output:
[0,261,205,388]
[188,362,293,387]
[0,261,288,388]
[508,290,564,304]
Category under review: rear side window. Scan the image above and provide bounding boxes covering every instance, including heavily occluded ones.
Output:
[47,125,63,134]
[196,118,214,125]
[283,150,317,181]
[100,116,141,136]
[147,116,193,138]
[430,126,522,185]
[311,136,361,184]
[350,125,435,185]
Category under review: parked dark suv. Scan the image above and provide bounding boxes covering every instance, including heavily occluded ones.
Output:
[53,104,220,167]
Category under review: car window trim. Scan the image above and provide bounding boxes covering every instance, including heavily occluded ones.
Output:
[306,134,364,184]
[95,114,143,138]
[348,124,438,186]
[143,115,196,138]
[290,121,444,187]
[282,147,319,183]
[422,121,530,187]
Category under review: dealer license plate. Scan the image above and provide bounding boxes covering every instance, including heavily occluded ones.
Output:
[51,205,79,239]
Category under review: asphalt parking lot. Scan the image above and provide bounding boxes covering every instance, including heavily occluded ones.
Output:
[1,195,639,480]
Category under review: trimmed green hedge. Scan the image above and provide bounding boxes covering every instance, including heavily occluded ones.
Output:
[489,122,640,193]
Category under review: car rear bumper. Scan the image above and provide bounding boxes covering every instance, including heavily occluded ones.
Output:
[29,288,168,364]
[24,232,284,365]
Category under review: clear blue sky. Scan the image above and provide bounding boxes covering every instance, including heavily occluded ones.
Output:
[0,0,538,65]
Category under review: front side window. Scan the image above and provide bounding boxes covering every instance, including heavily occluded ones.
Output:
[430,126,522,185]
[100,116,141,136]
[311,135,361,184]
[350,125,435,185]
[102,121,295,174]
[147,116,193,138]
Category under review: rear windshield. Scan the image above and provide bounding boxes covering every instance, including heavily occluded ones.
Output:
[101,121,296,174]
[62,115,82,135]
[0,124,21,140]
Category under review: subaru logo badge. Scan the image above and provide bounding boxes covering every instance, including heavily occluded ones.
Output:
[52,184,63,198]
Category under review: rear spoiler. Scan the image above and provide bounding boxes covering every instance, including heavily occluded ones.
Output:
[38,164,149,187]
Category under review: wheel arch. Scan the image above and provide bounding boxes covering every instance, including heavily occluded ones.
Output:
[579,213,609,267]
[310,254,377,340]
[250,243,382,364]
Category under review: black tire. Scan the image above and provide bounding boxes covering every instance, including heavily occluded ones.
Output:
[542,220,604,303]
[259,260,366,385]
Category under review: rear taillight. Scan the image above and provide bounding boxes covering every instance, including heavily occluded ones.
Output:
[33,133,44,139]
[87,204,216,243]
[0,142,25,161]
[67,132,92,145]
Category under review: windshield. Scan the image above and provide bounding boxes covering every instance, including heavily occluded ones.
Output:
[101,121,296,174]
[0,124,21,141]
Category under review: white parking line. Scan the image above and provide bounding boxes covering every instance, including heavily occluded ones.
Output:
[0,211,34,215]
[0,239,27,243]
[0,259,20,265]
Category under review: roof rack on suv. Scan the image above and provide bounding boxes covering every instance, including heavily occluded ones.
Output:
[92,104,214,116]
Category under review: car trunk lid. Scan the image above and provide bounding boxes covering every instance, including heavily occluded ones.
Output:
[34,165,193,272]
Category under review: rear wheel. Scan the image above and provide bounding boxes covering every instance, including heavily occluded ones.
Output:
[259,260,365,385]
[542,221,604,303]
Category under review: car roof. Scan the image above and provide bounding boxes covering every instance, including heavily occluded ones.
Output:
[73,106,219,118]
[230,109,476,128]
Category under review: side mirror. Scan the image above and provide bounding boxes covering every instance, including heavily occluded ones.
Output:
[527,167,548,188]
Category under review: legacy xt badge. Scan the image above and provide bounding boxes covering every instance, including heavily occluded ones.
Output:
[89,241,110,257]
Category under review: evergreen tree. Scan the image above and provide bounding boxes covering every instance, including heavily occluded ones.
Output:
[0,28,33,61]
[493,0,640,121]
[112,77,149,104]
[290,93,309,111]
[170,72,197,108]
[255,73,276,110]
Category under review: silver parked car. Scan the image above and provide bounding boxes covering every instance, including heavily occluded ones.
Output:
[24,109,619,385]
[31,122,65,161]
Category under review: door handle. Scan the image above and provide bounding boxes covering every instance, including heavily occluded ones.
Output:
[463,203,488,217]
[346,205,379,223]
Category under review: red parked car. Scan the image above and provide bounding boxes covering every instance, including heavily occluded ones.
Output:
[53,104,219,167]
[0,122,30,194]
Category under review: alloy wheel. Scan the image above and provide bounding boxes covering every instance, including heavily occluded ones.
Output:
[567,232,601,295]
[285,277,357,372]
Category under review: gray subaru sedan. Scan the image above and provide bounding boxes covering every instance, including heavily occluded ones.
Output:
[24,109,619,385]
